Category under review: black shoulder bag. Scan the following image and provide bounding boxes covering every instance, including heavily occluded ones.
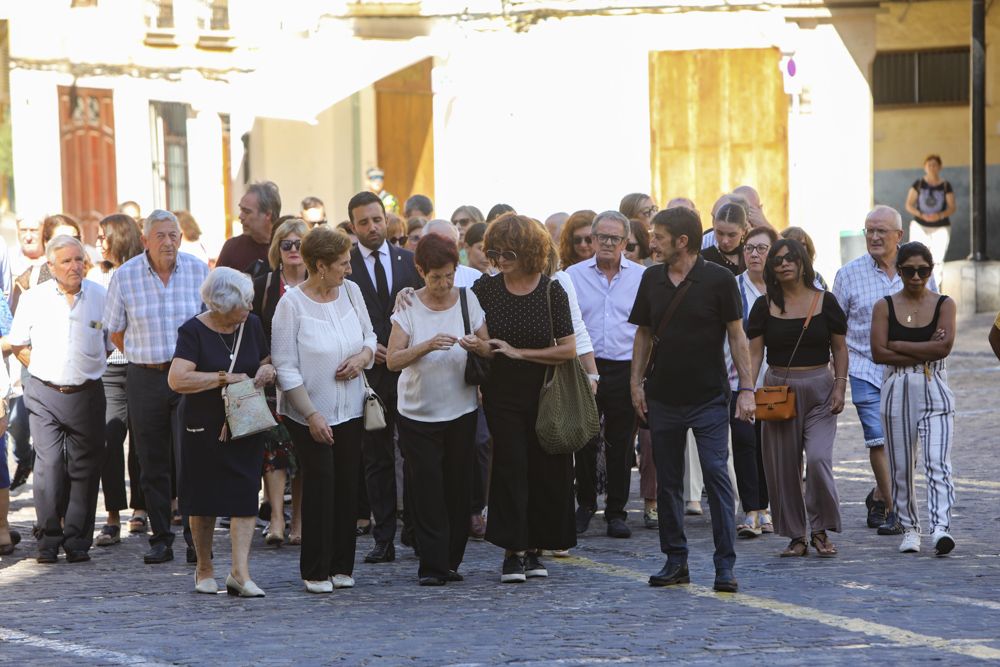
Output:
[459,287,491,385]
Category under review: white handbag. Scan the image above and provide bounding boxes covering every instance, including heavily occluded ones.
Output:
[220,323,276,441]
[343,284,387,432]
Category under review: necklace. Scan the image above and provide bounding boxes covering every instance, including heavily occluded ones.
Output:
[218,330,236,361]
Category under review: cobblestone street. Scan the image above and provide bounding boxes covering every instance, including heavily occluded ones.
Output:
[2,313,999,666]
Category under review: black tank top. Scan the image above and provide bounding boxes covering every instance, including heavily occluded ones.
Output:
[886,295,947,342]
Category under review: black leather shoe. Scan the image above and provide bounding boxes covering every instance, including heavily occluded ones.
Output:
[9,462,31,492]
[65,549,91,564]
[649,561,689,587]
[364,541,395,563]
[713,570,738,593]
[400,526,415,547]
[36,547,59,564]
[419,576,446,586]
[143,544,174,564]
[575,506,595,534]
[607,518,632,539]
[445,570,464,582]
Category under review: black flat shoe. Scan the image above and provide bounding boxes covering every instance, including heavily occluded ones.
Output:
[445,570,464,582]
[419,576,446,586]
[575,506,595,534]
[713,570,738,593]
[66,549,91,564]
[649,561,689,587]
[364,541,395,564]
[0,530,20,555]
[607,518,632,539]
[355,523,372,537]
[37,547,59,564]
[144,544,174,564]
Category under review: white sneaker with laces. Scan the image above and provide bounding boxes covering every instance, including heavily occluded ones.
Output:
[331,574,355,589]
[898,529,921,553]
[931,528,955,556]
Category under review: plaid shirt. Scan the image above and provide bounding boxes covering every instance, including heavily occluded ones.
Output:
[832,253,936,388]
[104,251,208,364]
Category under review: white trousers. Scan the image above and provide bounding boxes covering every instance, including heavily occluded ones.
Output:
[880,362,955,533]
[908,221,950,289]
[683,431,739,512]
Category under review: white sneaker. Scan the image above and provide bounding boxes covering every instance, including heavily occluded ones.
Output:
[331,574,355,589]
[931,528,955,556]
[898,529,921,553]
[304,579,333,593]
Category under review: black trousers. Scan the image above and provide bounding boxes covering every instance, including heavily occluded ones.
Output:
[99,364,145,513]
[287,417,363,580]
[23,377,106,552]
[470,406,491,514]
[361,373,411,543]
[574,359,636,521]
[398,411,477,579]
[730,398,769,512]
[126,364,182,547]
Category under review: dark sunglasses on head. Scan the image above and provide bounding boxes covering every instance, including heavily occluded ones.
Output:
[899,265,933,279]
[279,239,301,252]
[388,236,406,245]
[770,252,800,267]
[485,249,518,262]
[573,235,593,246]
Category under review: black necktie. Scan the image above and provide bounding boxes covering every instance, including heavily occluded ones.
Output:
[373,250,390,306]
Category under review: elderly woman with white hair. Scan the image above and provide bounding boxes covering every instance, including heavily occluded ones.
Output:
[168,268,276,597]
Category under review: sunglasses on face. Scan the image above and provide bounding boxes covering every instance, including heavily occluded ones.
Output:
[485,249,518,262]
[279,239,302,252]
[573,235,593,246]
[388,236,406,245]
[899,265,933,279]
[625,242,638,253]
[452,218,472,227]
[770,252,800,267]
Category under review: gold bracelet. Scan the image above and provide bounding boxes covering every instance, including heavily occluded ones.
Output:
[218,370,227,387]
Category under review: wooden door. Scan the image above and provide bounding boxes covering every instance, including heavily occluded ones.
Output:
[649,49,788,229]
[375,58,434,210]
[58,86,117,218]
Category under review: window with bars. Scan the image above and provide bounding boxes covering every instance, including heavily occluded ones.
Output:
[873,48,969,106]
[150,102,190,212]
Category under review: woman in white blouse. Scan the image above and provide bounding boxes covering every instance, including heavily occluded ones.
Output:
[271,226,376,594]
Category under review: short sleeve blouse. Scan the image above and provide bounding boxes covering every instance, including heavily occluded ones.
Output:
[746,291,847,367]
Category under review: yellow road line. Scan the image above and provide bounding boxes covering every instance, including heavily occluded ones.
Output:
[563,555,1000,662]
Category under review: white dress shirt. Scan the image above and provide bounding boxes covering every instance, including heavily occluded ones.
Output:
[565,256,644,361]
[552,270,593,357]
[454,264,483,289]
[358,240,394,292]
[8,279,112,385]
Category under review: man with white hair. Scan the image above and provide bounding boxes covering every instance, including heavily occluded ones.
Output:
[424,219,483,288]
[8,236,113,563]
[833,205,932,535]
[105,210,209,564]
[545,212,569,243]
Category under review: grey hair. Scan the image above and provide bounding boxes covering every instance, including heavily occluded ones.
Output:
[424,219,459,242]
[592,210,630,238]
[246,181,282,224]
[144,209,180,236]
[867,205,903,230]
[200,267,254,315]
[45,235,85,262]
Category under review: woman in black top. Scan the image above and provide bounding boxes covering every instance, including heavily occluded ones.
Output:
[748,239,848,558]
[471,215,577,584]
[701,203,747,275]
[871,242,956,556]
[904,154,956,287]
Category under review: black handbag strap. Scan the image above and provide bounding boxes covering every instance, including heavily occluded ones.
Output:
[459,287,471,335]
[545,278,556,344]
[779,289,823,384]
[643,280,692,380]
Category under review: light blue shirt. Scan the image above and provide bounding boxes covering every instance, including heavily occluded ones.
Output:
[566,255,644,361]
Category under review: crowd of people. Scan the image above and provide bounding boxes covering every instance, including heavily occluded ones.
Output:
[0,163,980,596]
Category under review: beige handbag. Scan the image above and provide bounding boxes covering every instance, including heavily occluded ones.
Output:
[220,323,276,441]
[343,284,387,432]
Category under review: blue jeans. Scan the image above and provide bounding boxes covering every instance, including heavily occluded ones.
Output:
[849,377,885,448]
[648,395,736,573]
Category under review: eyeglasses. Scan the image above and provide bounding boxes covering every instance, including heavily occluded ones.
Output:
[573,235,593,246]
[639,205,658,218]
[899,265,933,279]
[864,227,897,237]
[770,252,800,267]
[745,243,770,256]
[595,234,624,246]
[279,239,302,252]
[388,236,406,245]
[625,242,638,253]
[485,249,518,262]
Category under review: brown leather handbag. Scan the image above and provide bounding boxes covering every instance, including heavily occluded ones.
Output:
[754,290,822,422]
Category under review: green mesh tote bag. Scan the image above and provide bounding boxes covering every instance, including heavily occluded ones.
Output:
[535,279,600,455]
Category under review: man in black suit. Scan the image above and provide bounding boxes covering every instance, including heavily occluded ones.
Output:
[347,191,423,563]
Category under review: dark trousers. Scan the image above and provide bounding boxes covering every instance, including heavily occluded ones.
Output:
[483,390,576,552]
[648,395,736,573]
[287,417,363,580]
[575,359,636,521]
[470,406,491,514]
[23,377,106,552]
[126,364,182,547]
[99,364,145,513]
[730,399,768,513]
[398,411,477,579]
[362,374,410,543]
[8,395,33,468]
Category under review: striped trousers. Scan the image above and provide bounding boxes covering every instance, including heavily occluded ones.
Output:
[880,361,956,534]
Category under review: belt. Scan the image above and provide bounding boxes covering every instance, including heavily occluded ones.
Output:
[132,362,171,372]
[38,377,101,395]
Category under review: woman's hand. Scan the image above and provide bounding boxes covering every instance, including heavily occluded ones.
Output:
[459,335,492,358]
[831,381,846,415]
[932,328,947,341]
[307,412,334,446]
[253,364,276,388]
[393,287,417,313]
[335,353,368,382]
[424,333,458,353]
[487,339,522,361]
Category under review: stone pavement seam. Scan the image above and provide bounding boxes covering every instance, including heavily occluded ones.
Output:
[0,626,172,666]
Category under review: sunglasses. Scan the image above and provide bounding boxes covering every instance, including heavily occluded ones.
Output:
[279,239,301,252]
[485,249,518,262]
[388,236,406,245]
[573,235,593,246]
[625,242,638,253]
[452,218,472,227]
[770,252,800,267]
[899,265,933,279]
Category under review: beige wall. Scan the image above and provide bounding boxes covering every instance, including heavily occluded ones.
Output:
[874,0,1000,171]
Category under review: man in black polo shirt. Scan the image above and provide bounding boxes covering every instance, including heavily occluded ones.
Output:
[629,206,756,593]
